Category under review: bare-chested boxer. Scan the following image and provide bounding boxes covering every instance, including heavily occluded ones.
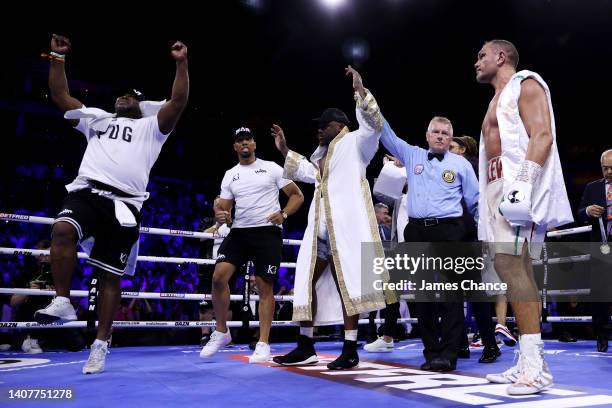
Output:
[475,39,573,395]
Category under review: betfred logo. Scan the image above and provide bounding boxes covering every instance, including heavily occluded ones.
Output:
[0,213,30,220]
[169,230,194,236]
[175,321,189,326]
[160,293,186,299]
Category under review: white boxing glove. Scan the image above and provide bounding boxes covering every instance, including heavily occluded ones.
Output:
[499,180,533,227]
[498,160,542,227]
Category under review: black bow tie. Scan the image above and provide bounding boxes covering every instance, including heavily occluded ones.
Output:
[428,152,444,161]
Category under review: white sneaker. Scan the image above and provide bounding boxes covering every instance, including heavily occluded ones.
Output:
[83,341,108,374]
[507,344,553,395]
[34,297,77,323]
[486,350,522,384]
[364,337,394,353]
[0,344,11,351]
[22,336,43,354]
[249,342,271,363]
[200,330,232,358]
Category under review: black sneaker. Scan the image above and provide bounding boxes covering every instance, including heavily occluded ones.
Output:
[458,347,470,359]
[273,335,318,365]
[558,331,577,343]
[420,361,434,371]
[429,357,455,372]
[478,344,501,363]
[327,340,359,370]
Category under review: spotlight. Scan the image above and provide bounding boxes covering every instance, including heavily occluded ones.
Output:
[319,0,347,11]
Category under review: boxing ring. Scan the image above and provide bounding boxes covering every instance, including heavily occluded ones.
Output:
[0,212,601,328]
[1,212,611,408]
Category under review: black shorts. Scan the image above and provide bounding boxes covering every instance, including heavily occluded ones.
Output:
[216,226,282,281]
[54,189,141,276]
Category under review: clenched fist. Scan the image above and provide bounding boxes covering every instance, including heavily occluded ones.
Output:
[171,41,188,62]
[51,34,71,54]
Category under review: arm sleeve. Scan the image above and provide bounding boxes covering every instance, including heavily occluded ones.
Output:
[354,90,384,164]
[380,119,417,170]
[283,150,318,184]
[577,185,591,225]
[273,163,292,189]
[219,172,234,200]
[462,161,480,218]
[74,118,94,141]
[148,115,171,143]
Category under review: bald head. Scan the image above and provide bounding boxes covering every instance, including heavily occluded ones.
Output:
[486,39,519,69]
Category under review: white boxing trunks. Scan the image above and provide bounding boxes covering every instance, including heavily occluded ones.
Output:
[485,156,547,259]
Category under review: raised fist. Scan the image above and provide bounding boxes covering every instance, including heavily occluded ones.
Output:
[51,34,71,54]
[171,41,188,62]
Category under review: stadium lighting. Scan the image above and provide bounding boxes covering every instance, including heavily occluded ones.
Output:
[319,0,348,11]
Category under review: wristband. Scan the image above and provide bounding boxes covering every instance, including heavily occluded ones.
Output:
[515,160,542,185]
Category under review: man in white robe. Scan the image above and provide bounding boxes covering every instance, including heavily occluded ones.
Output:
[271,66,396,370]
[475,39,573,395]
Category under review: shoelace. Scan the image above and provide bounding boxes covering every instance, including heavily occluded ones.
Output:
[88,346,107,365]
[210,332,225,343]
[504,349,522,375]
[515,348,545,387]
[49,298,70,312]
[254,344,268,355]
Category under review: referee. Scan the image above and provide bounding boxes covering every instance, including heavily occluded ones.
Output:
[380,116,479,372]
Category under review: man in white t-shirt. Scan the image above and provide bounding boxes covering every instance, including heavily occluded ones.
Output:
[200,127,304,363]
[34,34,189,375]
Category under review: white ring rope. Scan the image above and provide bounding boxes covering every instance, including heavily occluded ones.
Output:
[546,225,592,237]
[0,213,303,246]
[2,315,609,330]
[0,246,587,270]
[531,254,590,266]
[1,212,592,244]
[0,287,294,302]
[482,316,611,323]
[0,247,297,269]
[0,318,418,330]
[0,287,589,302]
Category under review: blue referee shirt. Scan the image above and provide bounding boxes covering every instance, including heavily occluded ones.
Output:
[380,119,479,219]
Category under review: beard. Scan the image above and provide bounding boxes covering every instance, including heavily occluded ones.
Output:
[116,105,142,118]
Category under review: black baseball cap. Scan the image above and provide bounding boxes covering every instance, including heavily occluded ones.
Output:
[233,127,255,141]
[314,108,350,128]
[122,88,146,102]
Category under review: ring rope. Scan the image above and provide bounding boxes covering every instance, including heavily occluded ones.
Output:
[1,212,593,243]
[0,213,302,246]
[0,247,297,268]
[0,246,587,269]
[0,287,591,302]
[1,315,608,330]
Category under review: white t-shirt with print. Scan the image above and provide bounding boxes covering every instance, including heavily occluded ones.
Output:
[66,115,170,210]
[220,159,291,228]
